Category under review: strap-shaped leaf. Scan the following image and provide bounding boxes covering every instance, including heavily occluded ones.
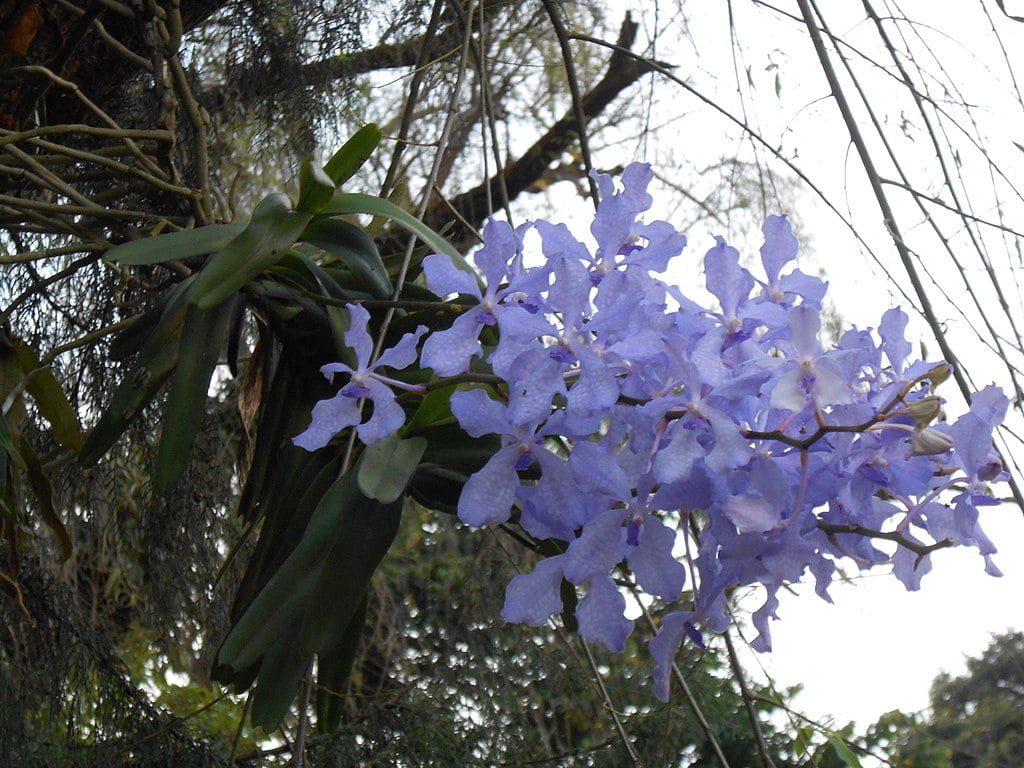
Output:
[314,591,367,733]
[216,470,369,673]
[301,217,392,299]
[103,223,245,265]
[78,280,194,467]
[320,192,465,266]
[404,384,458,433]
[296,158,336,214]
[216,470,402,732]
[297,472,402,658]
[20,438,72,562]
[229,452,340,624]
[323,123,381,186]
[13,338,83,451]
[250,633,311,732]
[152,298,238,491]
[187,193,313,312]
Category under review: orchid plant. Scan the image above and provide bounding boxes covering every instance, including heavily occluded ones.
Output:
[291,162,1007,701]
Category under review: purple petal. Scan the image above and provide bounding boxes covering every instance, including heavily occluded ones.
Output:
[649,611,697,701]
[577,574,632,652]
[566,349,620,424]
[630,221,687,272]
[569,440,631,500]
[355,380,405,444]
[374,325,428,370]
[703,405,753,473]
[344,303,374,369]
[759,214,798,285]
[750,591,779,652]
[704,237,753,318]
[420,311,483,376]
[457,445,521,527]
[721,493,780,533]
[778,269,827,305]
[627,517,686,601]
[879,307,912,374]
[893,538,932,591]
[501,555,565,626]
[787,304,821,359]
[653,425,703,484]
[422,253,480,298]
[475,219,519,289]
[563,511,624,585]
[319,361,354,383]
[292,391,360,451]
[450,388,512,438]
[505,350,564,426]
[620,162,655,210]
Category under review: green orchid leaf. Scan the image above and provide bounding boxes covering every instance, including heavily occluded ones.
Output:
[296,157,336,214]
[297,483,402,658]
[13,339,83,451]
[302,217,392,299]
[250,621,312,732]
[20,438,72,562]
[323,123,382,186]
[315,592,367,733]
[153,298,238,492]
[103,223,245,265]
[186,193,312,312]
[216,468,402,733]
[320,192,466,267]
[357,432,427,503]
[404,384,457,433]
[78,281,195,467]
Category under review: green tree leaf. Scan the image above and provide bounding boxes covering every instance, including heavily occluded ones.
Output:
[825,732,863,768]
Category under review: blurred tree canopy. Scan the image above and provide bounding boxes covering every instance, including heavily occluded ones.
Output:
[2,0,1022,766]
[862,631,1024,768]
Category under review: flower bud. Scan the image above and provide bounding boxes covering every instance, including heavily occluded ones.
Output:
[927,362,952,389]
[906,395,942,427]
[910,426,953,456]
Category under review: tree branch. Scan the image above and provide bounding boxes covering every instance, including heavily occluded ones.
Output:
[424,13,673,249]
[213,21,465,106]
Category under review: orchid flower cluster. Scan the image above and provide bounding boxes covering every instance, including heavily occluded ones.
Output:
[294,163,1007,700]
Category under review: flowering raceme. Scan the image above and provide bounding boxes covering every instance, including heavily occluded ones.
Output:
[294,162,1008,701]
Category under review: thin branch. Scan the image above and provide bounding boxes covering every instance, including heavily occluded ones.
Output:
[432,14,666,249]
[379,0,449,199]
[540,0,600,208]
[723,631,777,768]
[634,597,733,768]
[795,0,1024,515]
[578,637,643,766]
